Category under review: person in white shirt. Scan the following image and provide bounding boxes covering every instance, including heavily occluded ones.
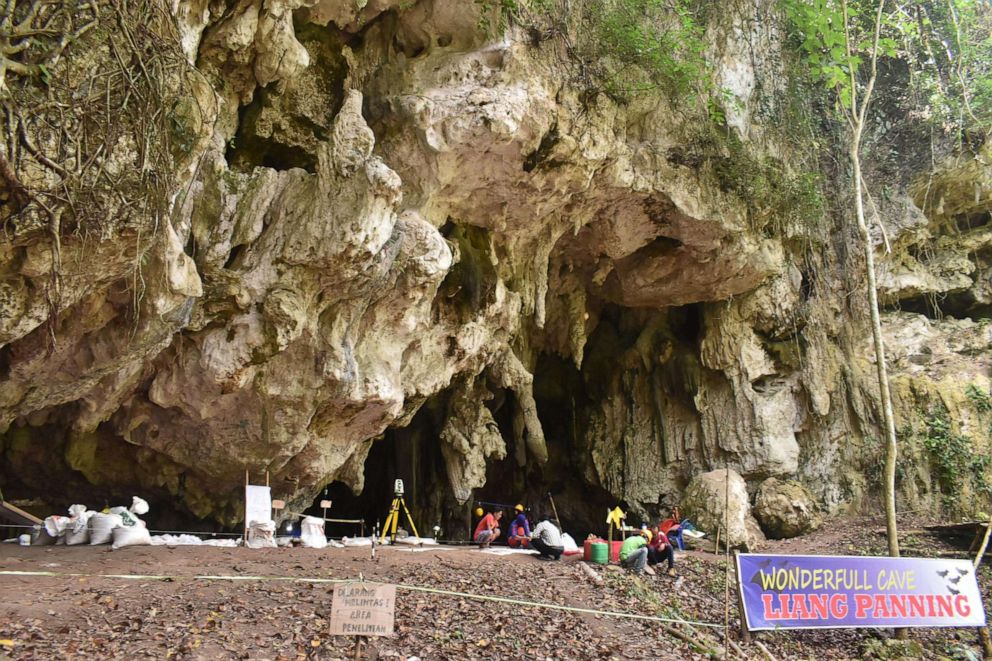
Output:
[530,513,564,560]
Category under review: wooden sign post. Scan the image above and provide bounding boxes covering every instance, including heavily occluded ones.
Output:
[331,582,396,659]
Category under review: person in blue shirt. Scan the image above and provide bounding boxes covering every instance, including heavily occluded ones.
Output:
[507,504,531,548]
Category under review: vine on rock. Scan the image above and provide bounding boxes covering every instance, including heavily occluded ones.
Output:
[0,0,201,340]
[476,0,710,103]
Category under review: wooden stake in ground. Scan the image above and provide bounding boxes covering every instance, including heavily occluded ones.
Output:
[547,492,562,531]
[974,513,992,658]
[733,551,752,646]
[723,466,730,660]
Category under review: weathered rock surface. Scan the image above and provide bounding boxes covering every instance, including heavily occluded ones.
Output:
[683,469,764,550]
[753,477,822,539]
[1,0,990,528]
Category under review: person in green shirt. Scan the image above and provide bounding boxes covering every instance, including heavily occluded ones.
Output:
[619,529,653,575]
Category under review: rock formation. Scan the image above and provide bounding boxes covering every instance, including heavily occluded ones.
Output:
[1,0,990,531]
[753,477,822,540]
[683,468,764,550]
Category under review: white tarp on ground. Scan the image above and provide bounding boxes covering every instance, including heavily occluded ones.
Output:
[342,536,373,547]
[479,547,538,556]
[394,536,438,546]
[149,534,239,547]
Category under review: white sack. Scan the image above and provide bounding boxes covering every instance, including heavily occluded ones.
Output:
[65,505,93,545]
[129,497,149,516]
[247,520,277,549]
[561,533,579,553]
[43,515,70,538]
[300,516,327,549]
[89,513,123,545]
[109,506,141,527]
[112,524,151,549]
[65,527,90,545]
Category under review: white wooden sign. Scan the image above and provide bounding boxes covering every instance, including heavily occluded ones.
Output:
[244,485,271,526]
[330,583,396,637]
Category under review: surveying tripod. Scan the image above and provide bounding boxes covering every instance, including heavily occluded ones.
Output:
[380,479,420,543]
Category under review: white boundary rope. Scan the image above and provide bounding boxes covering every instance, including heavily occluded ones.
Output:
[0,569,726,629]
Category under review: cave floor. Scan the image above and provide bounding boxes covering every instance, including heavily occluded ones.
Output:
[0,516,988,660]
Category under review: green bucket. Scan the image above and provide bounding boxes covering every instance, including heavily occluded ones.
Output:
[589,542,608,565]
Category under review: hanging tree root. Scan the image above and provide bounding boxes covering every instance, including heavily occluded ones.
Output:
[0,0,99,93]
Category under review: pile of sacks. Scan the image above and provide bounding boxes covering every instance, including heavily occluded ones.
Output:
[247,515,335,549]
[37,497,152,550]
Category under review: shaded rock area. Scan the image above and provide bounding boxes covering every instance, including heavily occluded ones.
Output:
[753,477,822,540]
[1,0,990,533]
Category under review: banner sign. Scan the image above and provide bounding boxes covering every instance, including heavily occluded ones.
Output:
[330,583,396,637]
[737,554,987,630]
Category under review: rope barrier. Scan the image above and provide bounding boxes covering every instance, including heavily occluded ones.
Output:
[148,529,243,537]
[0,569,727,629]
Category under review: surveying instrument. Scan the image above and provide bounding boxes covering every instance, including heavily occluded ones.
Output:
[380,479,420,543]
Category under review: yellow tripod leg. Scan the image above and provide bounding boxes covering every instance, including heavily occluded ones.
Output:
[399,498,420,539]
[380,498,398,543]
[390,500,399,540]
[379,509,390,543]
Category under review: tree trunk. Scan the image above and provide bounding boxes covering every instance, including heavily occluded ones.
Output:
[975,514,992,658]
[850,136,900,560]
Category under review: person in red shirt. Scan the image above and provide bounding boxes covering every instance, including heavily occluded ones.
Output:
[473,510,503,548]
[659,506,685,551]
[647,524,676,576]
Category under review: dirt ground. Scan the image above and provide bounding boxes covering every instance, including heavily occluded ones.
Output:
[0,515,989,660]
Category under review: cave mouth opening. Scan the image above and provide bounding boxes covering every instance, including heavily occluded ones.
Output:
[304,400,461,540]
[304,301,708,541]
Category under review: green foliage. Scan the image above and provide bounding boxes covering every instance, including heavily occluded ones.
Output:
[860,433,909,492]
[781,0,992,136]
[476,0,711,103]
[783,0,872,109]
[582,0,708,99]
[919,409,992,510]
[900,1,992,138]
[965,383,992,413]
[699,130,825,231]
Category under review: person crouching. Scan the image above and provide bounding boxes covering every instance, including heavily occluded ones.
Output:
[507,504,531,548]
[529,512,564,560]
[648,524,676,577]
[619,528,654,575]
[474,510,502,548]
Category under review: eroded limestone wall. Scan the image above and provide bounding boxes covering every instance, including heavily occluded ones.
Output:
[1,0,989,526]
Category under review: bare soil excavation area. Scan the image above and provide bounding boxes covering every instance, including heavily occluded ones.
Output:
[1,516,989,660]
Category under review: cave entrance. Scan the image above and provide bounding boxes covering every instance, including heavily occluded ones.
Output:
[305,402,459,540]
[308,296,705,541]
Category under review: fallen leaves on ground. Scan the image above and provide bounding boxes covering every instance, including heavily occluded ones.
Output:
[0,515,988,660]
